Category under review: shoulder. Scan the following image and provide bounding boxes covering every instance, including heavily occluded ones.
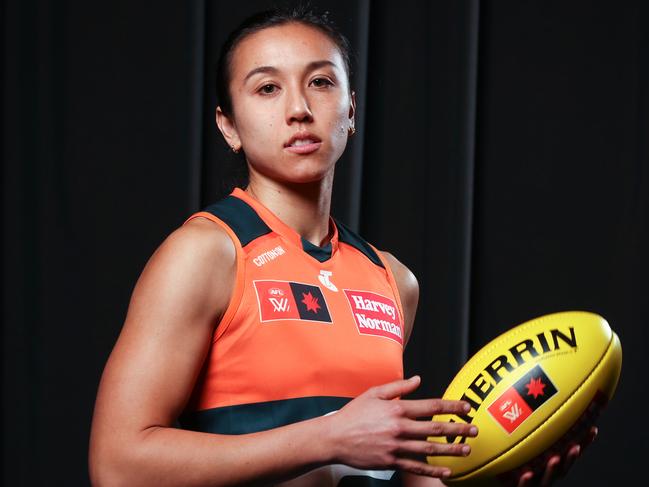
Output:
[379,251,419,309]
[132,216,237,325]
[151,215,237,286]
[142,216,236,283]
[160,216,236,262]
[379,251,419,345]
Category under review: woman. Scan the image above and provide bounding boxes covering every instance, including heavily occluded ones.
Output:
[89,7,585,486]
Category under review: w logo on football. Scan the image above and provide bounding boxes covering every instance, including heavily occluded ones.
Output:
[502,403,522,423]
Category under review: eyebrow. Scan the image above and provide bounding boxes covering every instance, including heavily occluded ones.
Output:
[243,60,338,83]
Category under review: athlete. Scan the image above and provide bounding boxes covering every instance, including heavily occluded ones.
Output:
[89,7,590,486]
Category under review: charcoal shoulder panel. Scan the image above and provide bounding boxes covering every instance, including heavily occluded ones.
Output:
[335,219,384,268]
[203,196,271,247]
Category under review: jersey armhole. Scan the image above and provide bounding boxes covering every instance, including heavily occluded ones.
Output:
[184,211,246,343]
[371,245,406,350]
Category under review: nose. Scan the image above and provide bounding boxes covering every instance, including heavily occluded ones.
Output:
[285,86,313,124]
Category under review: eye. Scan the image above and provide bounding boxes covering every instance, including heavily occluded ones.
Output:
[310,77,334,88]
[258,83,278,95]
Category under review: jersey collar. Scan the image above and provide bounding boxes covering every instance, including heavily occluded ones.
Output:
[231,188,340,260]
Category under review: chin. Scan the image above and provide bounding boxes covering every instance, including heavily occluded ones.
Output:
[248,152,337,186]
[294,164,337,183]
[271,162,335,185]
[279,171,330,185]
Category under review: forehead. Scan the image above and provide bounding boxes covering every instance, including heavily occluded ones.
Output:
[230,23,344,79]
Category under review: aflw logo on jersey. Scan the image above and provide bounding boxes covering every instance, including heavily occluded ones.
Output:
[344,290,403,345]
[253,280,332,323]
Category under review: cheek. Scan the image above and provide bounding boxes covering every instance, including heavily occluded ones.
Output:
[325,100,351,135]
[331,108,350,141]
[237,109,278,142]
[325,108,351,157]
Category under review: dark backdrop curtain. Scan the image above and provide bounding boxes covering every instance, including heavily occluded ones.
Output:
[3,0,647,484]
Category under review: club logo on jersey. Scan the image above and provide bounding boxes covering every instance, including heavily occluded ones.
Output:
[318,270,338,292]
[343,290,403,345]
[487,364,558,434]
[254,280,332,323]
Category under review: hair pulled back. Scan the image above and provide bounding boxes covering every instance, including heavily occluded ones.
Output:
[216,5,352,117]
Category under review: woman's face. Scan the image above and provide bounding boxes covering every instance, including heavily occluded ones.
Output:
[217,22,355,185]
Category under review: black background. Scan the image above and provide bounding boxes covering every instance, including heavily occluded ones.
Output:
[3,0,647,485]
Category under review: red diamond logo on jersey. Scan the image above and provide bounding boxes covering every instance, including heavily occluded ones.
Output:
[301,292,321,313]
[290,282,331,322]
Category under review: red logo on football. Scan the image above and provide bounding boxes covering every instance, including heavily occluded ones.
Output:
[487,364,558,434]
[488,387,533,434]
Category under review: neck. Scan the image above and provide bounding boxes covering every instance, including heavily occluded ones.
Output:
[245,171,334,247]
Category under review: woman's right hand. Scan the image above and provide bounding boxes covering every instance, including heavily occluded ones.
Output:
[326,375,478,478]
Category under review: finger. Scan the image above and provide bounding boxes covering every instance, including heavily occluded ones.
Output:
[397,439,471,457]
[517,470,534,487]
[540,455,561,487]
[393,457,452,478]
[401,419,478,439]
[369,376,422,400]
[561,444,580,476]
[583,426,598,450]
[401,398,472,418]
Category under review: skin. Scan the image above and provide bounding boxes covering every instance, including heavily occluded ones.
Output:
[89,21,593,487]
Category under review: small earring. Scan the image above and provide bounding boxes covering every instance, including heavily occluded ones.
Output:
[348,126,356,137]
[231,145,240,154]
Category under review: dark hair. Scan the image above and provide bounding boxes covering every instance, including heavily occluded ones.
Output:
[216,5,353,117]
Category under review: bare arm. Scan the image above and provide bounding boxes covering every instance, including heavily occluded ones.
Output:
[379,251,419,348]
[89,228,476,486]
[90,219,341,486]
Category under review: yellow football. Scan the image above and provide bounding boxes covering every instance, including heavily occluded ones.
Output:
[427,311,622,486]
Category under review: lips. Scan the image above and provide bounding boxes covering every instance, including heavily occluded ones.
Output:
[284,132,322,155]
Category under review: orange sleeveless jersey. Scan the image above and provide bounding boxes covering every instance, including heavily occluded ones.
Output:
[180,188,404,441]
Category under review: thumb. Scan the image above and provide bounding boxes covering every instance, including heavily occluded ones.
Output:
[370,375,421,400]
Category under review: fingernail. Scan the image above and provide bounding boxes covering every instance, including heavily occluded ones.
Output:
[410,375,420,382]
[469,426,478,436]
[462,445,471,455]
[463,402,471,413]
[442,469,451,478]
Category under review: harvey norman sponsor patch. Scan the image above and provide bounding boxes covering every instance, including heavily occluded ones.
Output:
[253,280,332,323]
[344,290,403,345]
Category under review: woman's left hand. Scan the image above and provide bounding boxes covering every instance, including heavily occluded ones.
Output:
[402,426,598,487]
[517,426,598,487]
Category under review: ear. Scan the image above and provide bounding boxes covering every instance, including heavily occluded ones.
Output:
[348,91,356,129]
[216,106,241,152]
